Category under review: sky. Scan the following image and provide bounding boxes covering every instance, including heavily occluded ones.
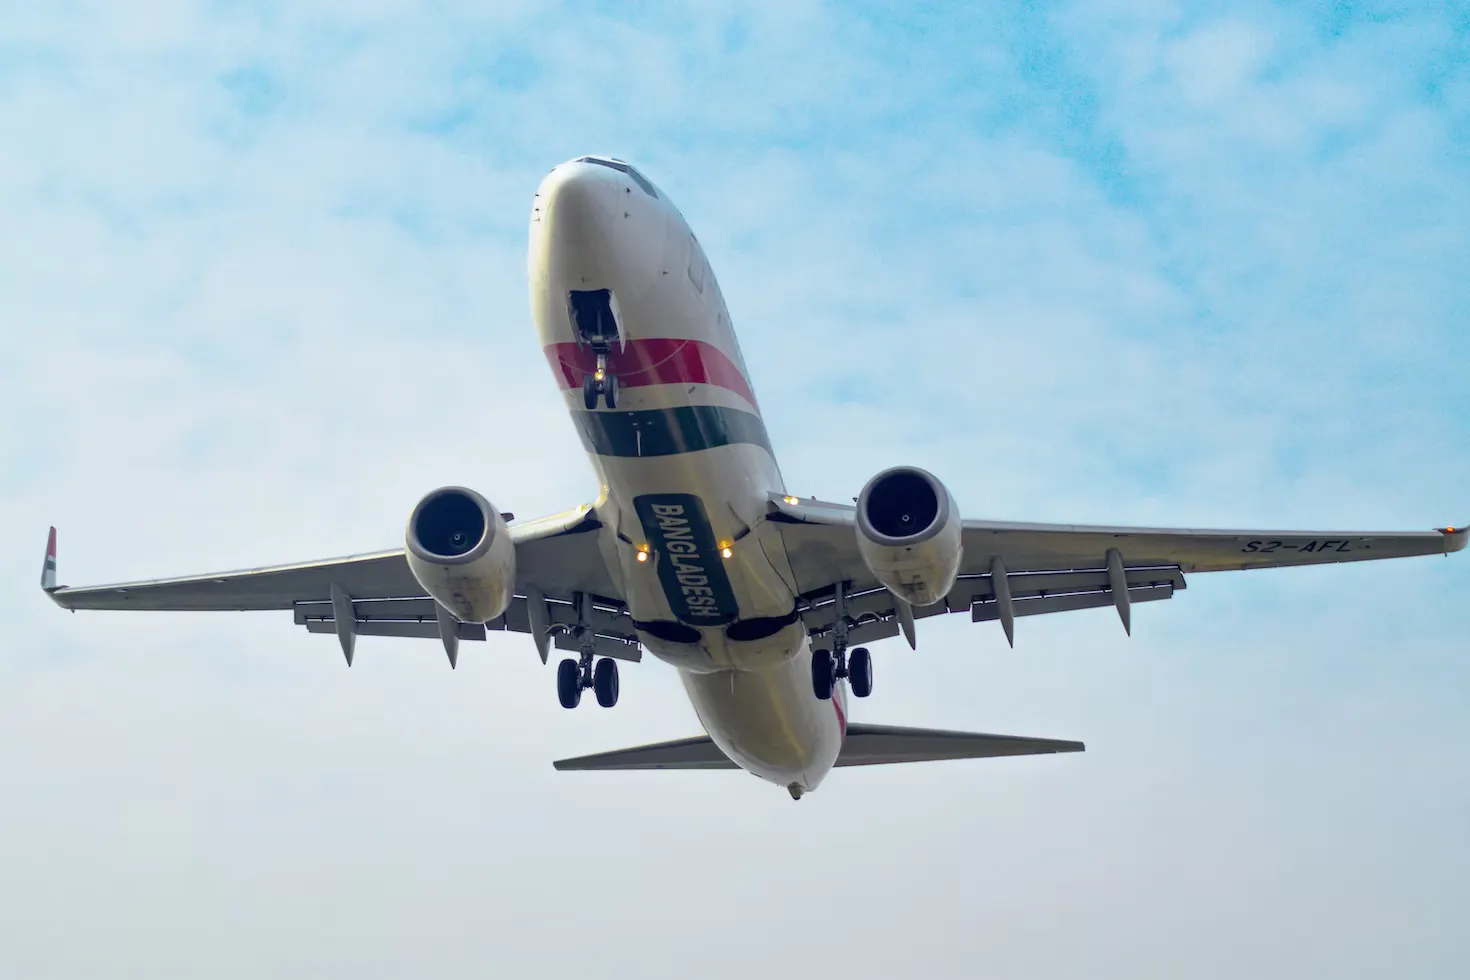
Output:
[2,1,1468,977]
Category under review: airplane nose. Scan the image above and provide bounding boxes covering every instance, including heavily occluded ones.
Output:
[528,156,668,312]
[538,162,617,252]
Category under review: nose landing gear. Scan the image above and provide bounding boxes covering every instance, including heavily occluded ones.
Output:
[581,352,619,410]
[810,580,874,700]
[569,289,621,411]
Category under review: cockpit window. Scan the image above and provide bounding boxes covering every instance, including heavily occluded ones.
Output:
[576,156,659,199]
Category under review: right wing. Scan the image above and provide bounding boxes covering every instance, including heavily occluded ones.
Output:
[42,506,642,665]
[768,494,1466,649]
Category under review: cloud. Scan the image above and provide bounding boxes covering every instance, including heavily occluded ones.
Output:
[2,2,1467,978]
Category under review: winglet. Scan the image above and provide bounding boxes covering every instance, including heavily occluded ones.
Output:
[41,527,58,592]
[1439,525,1468,554]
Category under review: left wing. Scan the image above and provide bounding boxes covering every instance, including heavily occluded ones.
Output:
[42,506,642,665]
[768,494,1467,649]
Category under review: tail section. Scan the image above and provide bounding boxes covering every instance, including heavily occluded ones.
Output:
[553,723,1084,772]
[41,527,57,592]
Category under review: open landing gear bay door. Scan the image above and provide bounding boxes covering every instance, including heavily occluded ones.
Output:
[552,724,1085,771]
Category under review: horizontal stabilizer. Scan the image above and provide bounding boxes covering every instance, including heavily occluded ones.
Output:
[553,735,738,770]
[834,723,1084,766]
[552,724,1084,772]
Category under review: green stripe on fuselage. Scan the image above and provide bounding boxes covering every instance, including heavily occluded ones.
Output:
[572,405,771,458]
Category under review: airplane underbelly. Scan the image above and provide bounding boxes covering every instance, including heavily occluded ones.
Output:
[599,443,804,672]
[682,651,845,790]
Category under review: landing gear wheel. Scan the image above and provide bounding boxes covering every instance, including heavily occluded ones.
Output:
[811,649,834,701]
[593,658,620,708]
[557,658,583,708]
[582,373,598,411]
[849,647,873,698]
[603,372,617,410]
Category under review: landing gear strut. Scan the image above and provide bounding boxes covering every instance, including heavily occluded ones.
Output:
[811,580,874,700]
[569,289,622,411]
[581,350,619,411]
[558,592,620,709]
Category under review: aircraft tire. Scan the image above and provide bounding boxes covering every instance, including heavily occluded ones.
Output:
[603,374,618,410]
[582,374,599,411]
[811,649,834,701]
[557,658,583,709]
[593,658,620,708]
[849,647,873,698]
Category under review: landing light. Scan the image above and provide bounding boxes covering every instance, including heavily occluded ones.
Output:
[635,551,648,563]
[783,496,799,505]
[594,369,605,381]
[721,547,733,560]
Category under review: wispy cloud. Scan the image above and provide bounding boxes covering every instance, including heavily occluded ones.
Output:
[2,2,1467,977]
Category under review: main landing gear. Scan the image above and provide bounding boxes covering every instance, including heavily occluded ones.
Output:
[811,646,872,700]
[811,580,874,701]
[557,654,619,708]
[558,592,620,709]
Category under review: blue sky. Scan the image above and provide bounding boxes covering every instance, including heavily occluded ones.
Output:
[2,2,1468,977]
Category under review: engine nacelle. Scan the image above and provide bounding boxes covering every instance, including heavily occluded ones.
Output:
[405,486,516,624]
[855,466,963,607]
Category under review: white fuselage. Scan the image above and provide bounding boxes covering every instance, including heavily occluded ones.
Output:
[527,158,845,794]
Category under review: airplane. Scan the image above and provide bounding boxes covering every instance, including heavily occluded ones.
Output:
[42,155,1467,800]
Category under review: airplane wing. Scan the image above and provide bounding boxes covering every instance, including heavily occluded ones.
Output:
[766,494,1468,649]
[41,506,642,666]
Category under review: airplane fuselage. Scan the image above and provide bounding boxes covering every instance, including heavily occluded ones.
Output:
[527,157,844,794]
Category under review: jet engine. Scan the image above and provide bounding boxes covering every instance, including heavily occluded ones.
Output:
[855,466,963,607]
[405,486,516,624]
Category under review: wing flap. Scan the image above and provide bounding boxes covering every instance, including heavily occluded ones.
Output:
[969,581,1175,623]
[304,618,488,641]
[800,566,1184,648]
[295,594,643,662]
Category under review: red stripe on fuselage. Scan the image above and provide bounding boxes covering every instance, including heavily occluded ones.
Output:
[832,689,847,741]
[545,338,758,411]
